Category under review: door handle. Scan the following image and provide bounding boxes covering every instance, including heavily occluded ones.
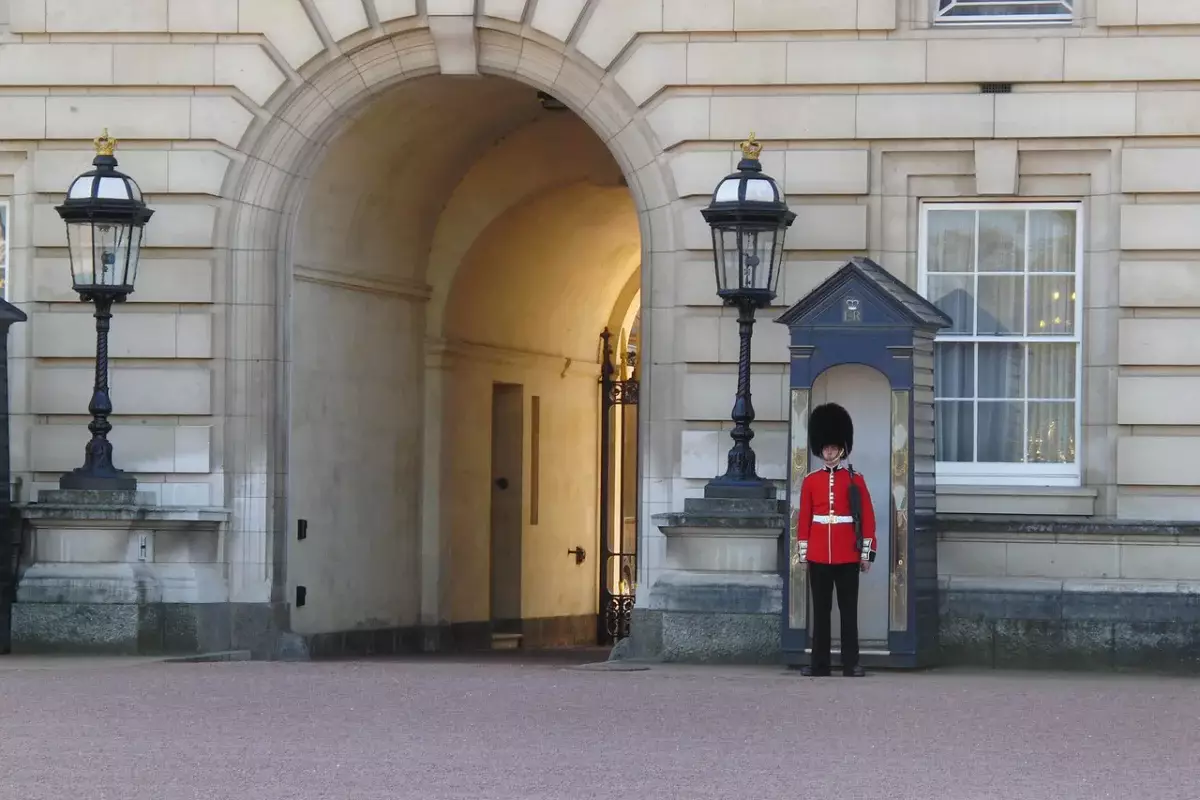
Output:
[494,477,509,490]
[567,546,586,565]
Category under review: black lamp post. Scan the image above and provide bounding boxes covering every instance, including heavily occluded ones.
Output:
[701,133,796,499]
[54,130,154,492]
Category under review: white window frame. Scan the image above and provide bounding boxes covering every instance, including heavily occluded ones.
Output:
[934,0,1074,25]
[0,199,7,302]
[917,201,1085,488]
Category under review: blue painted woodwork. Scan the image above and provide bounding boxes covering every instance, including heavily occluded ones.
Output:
[774,257,950,669]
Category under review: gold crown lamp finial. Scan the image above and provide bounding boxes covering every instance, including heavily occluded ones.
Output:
[94,129,117,157]
[740,132,763,161]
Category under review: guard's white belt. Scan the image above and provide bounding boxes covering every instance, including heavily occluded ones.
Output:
[813,515,854,524]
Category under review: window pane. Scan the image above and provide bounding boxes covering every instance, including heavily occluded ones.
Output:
[1028,275,1076,336]
[1028,343,1076,400]
[1028,402,1075,464]
[935,400,974,462]
[938,1,1073,19]
[935,343,975,399]
[927,210,975,273]
[978,343,1024,399]
[1028,209,1076,273]
[927,275,974,334]
[978,210,1025,272]
[977,275,1024,334]
[978,402,1025,463]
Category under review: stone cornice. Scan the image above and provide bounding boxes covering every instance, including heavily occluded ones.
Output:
[292,264,432,302]
[426,337,601,378]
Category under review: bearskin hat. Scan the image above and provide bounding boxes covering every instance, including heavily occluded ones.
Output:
[809,402,854,458]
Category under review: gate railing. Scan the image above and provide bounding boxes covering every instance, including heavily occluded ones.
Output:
[598,328,638,644]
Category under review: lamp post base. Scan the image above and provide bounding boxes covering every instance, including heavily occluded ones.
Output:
[58,469,137,492]
[702,477,777,501]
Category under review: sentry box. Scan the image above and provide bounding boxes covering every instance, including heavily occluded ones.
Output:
[775,257,951,670]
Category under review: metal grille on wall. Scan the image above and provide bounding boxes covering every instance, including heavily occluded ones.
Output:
[598,326,639,645]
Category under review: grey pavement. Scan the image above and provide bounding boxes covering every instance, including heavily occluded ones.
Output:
[1,649,1197,800]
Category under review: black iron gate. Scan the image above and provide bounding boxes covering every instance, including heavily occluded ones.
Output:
[598,327,639,644]
[0,296,25,655]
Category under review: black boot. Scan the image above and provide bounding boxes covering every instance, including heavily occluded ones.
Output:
[843,665,866,678]
[800,665,831,677]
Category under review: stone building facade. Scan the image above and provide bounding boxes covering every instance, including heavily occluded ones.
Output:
[2,0,1200,667]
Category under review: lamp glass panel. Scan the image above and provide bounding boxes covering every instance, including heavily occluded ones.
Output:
[714,177,740,203]
[101,221,135,286]
[768,221,789,294]
[68,220,136,289]
[743,177,777,203]
[126,225,144,289]
[736,226,781,292]
[68,176,94,200]
[713,226,739,293]
[65,221,94,287]
[95,175,132,200]
[93,222,122,286]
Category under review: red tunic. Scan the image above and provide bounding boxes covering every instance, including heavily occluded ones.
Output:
[797,465,877,565]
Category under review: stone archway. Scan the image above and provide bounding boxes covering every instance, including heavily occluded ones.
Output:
[219,20,673,651]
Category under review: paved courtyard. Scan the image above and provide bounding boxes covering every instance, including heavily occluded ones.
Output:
[1,650,1197,800]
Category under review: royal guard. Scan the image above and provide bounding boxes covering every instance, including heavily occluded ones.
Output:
[797,402,877,678]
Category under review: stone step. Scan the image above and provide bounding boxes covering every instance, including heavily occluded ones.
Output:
[491,633,523,650]
[164,650,252,663]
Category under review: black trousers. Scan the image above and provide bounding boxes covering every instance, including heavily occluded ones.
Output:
[808,562,861,672]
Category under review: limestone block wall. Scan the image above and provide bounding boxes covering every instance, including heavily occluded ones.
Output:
[618,1,1200,588]
[2,0,1200,621]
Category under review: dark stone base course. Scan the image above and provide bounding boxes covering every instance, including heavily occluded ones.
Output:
[627,607,780,665]
[940,589,1200,674]
[8,603,599,661]
[622,587,1200,674]
[15,591,1200,673]
[10,602,292,659]
[519,614,596,648]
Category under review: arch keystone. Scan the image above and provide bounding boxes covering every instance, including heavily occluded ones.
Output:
[426,0,474,13]
[428,15,480,75]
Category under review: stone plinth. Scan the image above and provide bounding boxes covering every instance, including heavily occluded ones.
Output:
[622,493,787,664]
[7,489,270,656]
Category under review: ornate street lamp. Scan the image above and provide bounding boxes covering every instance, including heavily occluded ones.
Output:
[702,133,796,498]
[54,130,154,491]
